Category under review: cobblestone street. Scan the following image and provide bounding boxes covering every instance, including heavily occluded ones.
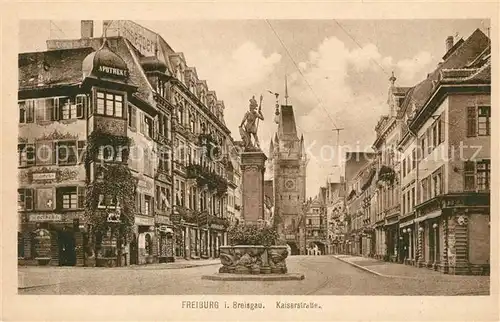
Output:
[18,256,489,295]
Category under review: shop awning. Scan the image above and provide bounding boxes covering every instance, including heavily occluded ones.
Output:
[415,210,442,223]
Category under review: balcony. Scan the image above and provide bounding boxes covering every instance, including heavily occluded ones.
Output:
[186,163,228,195]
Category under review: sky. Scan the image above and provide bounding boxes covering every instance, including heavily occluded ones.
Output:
[20,19,490,197]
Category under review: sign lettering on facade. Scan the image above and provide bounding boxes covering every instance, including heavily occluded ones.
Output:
[29,213,62,222]
[135,216,154,226]
[97,65,128,77]
[32,172,56,181]
[105,20,158,57]
[155,215,169,225]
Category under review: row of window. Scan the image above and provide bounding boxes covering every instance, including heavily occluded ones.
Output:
[19,96,88,124]
[376,185,399,216]
[19,92,130,124]
[173,179,226,216]
[420,167,443,204]
[18,187,85,211]
[400,159,490,215]
[402,186,416,216]
[18,141,85,167]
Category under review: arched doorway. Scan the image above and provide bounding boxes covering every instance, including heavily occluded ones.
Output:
[313,242,326,255]
[129,233,139,265]
[287,242,299,255]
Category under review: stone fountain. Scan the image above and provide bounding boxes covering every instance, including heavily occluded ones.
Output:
[202,95,304,281]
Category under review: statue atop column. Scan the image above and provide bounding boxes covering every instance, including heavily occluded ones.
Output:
[239,95,264,151]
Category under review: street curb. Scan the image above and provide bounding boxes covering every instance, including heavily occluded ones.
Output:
[333,256,391,277]
[332,256,417,279]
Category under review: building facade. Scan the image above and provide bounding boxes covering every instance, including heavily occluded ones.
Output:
[305,190,328,255]
[325,178,347,254]
[344,152,377,256]
[18,20,233,266]
[371,74,409,262]
[397,30,490,275]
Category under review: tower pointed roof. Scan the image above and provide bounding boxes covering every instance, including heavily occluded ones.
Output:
[278,105,299,140]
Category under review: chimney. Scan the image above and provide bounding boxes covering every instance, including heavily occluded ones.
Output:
[81,20,94,39]
[446,36,454,53]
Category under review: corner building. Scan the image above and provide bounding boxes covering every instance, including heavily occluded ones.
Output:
[18,20,234,266]
[397,29,491,275]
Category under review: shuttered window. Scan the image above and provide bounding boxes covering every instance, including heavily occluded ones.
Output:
[464,161,476,191]
[18,188,34,211]
[467,106,477,137]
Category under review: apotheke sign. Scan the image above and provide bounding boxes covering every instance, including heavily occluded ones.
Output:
[97,65,129,78]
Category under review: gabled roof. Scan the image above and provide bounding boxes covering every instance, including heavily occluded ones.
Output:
[399,29,489,122]
[19,47,94,90]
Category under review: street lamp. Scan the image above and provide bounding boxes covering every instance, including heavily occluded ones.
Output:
[402,228,407,233]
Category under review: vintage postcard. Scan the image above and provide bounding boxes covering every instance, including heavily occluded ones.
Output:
[1,1,499,321]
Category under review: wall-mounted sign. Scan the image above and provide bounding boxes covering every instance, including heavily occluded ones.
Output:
[135,216,154,226]
[97,65,129,78]
[29,213,62,222]
[32,173,56,181]
[105,20,158,57]
[155,215,169,225]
